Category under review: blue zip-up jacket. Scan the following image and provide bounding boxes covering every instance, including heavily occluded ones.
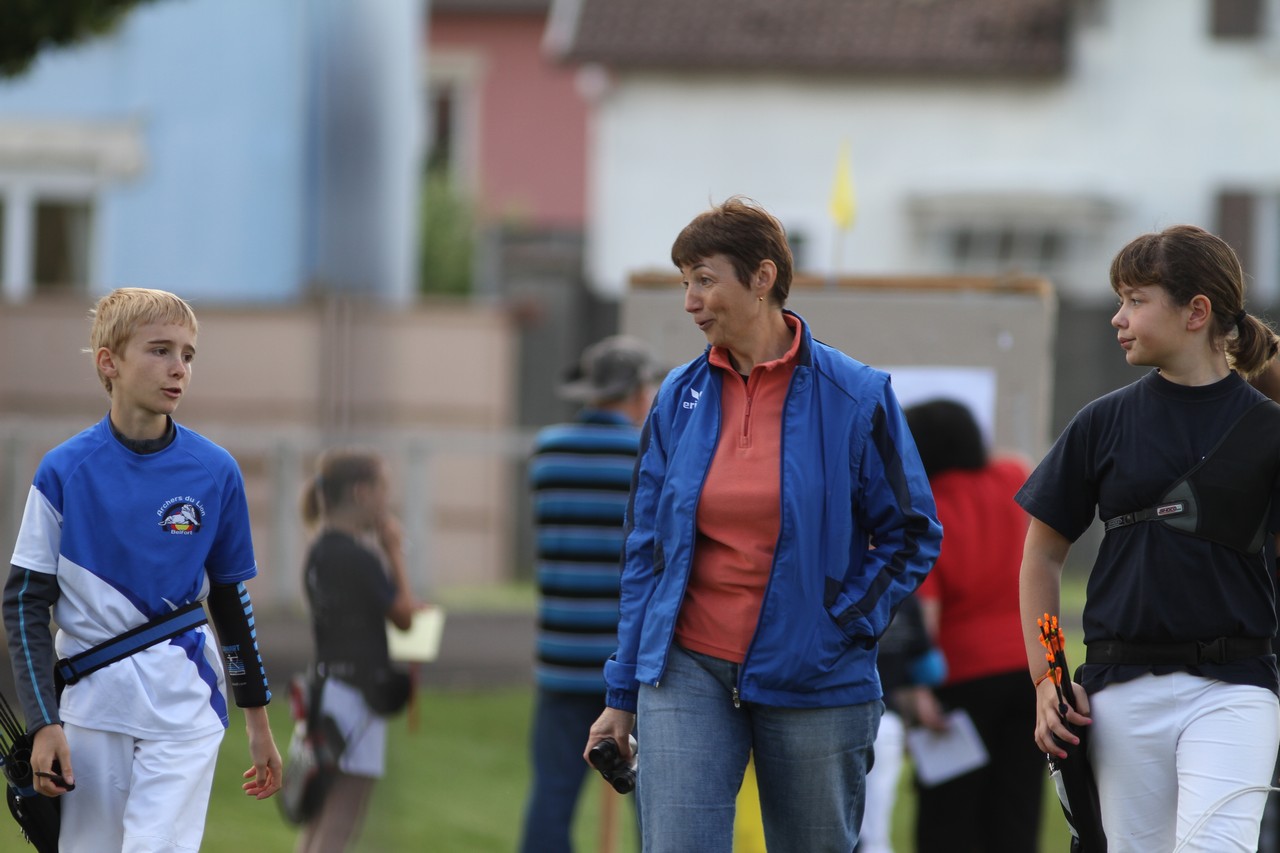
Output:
[605,313,941,712]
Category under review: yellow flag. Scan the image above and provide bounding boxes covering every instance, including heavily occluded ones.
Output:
[829,141,857,231]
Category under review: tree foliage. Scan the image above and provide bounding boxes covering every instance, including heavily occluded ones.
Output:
[0,0,161,78]
[419,169,475,297]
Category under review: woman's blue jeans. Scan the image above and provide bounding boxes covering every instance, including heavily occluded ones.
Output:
[636,644,881,853]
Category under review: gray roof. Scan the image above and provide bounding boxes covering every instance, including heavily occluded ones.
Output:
[547,0,1069,76]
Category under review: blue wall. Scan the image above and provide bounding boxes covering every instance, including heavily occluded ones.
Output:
[0,0,421,303]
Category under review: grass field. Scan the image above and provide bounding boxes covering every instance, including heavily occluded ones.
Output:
[204,687,631,852]
[201,576,1090,851]
[204,687,1078,852]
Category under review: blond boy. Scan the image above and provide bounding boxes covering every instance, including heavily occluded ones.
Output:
[3,288,282,851]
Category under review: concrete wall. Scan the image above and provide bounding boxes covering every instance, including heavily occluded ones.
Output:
[0,297,524,610]
[623,274,1057,459]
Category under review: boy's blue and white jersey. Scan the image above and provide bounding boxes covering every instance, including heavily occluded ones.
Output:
[11,415,258,739]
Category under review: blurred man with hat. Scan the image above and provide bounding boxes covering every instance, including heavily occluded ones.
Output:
[518,335,662,853]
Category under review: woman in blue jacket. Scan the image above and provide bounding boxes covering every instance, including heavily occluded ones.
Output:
[584,197,942,853]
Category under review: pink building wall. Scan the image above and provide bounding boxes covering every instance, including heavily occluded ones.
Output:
[431,13,588,229]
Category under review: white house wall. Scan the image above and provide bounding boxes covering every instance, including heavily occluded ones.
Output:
[584,0,1280,304]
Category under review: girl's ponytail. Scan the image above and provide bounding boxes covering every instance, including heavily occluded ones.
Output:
[300,449,382,528]
[1228,311,1280,379]
[300,474,323,527]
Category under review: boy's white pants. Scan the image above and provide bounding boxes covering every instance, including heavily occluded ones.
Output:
[60,722,223,853]
[1088,672,1280,853]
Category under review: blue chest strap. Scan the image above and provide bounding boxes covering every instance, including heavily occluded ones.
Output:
[54,601,208,688]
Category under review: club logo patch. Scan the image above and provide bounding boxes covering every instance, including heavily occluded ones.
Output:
[158,497,205,534]
[222,644,246,676]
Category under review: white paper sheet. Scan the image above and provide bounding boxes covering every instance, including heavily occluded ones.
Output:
[904,708,990,787]
[386,606,446,662]
[881,366,998,450]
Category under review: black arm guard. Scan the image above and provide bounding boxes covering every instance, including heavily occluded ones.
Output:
[207,582,272,707]
[2,566,61,731]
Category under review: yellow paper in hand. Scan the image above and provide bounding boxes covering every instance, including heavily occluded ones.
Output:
[386,606,446,662]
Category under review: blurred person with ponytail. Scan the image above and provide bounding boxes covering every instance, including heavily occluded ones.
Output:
[1018,225,1280,851]
[296,449,419,853]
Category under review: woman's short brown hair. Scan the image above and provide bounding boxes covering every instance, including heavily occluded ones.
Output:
[671,196,794,306]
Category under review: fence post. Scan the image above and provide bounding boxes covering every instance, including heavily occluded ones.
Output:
[403,439,433,599]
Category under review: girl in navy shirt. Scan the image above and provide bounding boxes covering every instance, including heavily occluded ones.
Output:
[1018,225,1280,852]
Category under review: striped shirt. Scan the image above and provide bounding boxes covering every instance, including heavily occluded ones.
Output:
[529,409,640,693]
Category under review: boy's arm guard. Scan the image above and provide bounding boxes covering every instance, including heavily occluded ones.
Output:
[3,565,62,730]
[207,581,272,707]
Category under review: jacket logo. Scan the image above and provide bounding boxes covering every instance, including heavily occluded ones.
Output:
[682,388,701,410]
[158,497,204,535]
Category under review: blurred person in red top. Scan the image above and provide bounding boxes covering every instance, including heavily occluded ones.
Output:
[905,398,1044,853]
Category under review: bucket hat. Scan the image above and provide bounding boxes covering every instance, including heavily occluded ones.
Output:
[558,335,663,403]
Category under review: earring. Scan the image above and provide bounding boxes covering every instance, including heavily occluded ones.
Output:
[758,296,764,302]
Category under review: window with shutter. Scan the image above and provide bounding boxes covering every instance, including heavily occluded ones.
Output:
[909,193,1115,300]
[1217,189,1280,306]
[1212,0,1264,38]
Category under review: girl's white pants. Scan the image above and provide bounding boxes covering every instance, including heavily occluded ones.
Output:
[1089,671,1280,852]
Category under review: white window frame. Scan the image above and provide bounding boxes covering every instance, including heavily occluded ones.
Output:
[1247,191,1280,306]
[0,120,143,303]
[423,50,485,193]
[0,174,101,302]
